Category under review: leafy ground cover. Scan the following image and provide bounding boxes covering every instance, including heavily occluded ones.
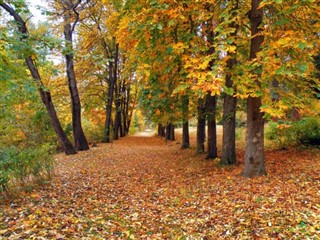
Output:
[0,131,319,239]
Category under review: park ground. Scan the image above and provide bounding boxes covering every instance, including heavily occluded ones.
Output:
[0,129,319,239]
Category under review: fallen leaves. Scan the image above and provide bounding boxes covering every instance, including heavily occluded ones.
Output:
[0,134,319,239]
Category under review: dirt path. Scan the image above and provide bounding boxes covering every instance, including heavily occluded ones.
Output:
[1,135,319,239]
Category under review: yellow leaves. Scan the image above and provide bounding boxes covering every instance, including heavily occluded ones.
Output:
[172,42,187,54]
[137,64,151,79]
[225,45,237,54]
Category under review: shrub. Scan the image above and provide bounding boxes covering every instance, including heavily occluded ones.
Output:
[266,121,294,148]
[294,117,320,146]
[0,143,54,195]
[266,117,320,148]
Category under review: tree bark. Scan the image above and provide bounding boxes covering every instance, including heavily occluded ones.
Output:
[181,95,190,149]
[120,79,126,137]
[113,44,121,140]
[158,123,163,136]
[221,73,237,164]
[204,4,217,159]
[0,2,76,155]
[196,98,206,154]
[63,5,89,151]
[161,126,166,137]
[221,0,238,165]
[206,94,217,159]
[124,84,132,135]
[104,60,115,143]
[170,124,175,141]
[243,0,267,177]
[165,123,175,141]
[165,124,170,141]
[221,75,237,165]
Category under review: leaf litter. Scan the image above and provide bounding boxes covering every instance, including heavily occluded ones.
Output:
[0,133,319,239]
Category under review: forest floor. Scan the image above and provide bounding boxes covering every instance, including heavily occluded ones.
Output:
[0,130,320,239]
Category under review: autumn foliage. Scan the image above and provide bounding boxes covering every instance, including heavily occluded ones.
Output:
[1,0,320,238]
[1,133,319,238]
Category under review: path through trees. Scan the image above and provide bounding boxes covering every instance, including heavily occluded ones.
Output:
[1,132,319,239]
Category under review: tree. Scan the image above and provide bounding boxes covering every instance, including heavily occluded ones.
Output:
[181,95,190,149]
[60,0,89,151]
[243,0,266,177]
[205,3,218,160]
[196,98,206,154]
[221,0,239,165]
[0,1,76,155]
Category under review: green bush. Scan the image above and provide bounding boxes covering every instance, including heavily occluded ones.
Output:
[295,117,320,146]
[266,117,320,148]
[0,143,54,195]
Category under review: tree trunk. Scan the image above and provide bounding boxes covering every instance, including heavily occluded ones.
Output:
[206,94,217,159]
[170,124,175,141]
[104,61,115,143]
[181,121,189,148]
[0,2,76,155]
[196,98,206,154]
[221,76,237,164]
[165,124,170,141]
[161,126,166,137]
[204,4,217,159]
[181,95,190,149]
[113,45,121,140]
[243,0,267,177]
[158,123,163,136]
[165,123,175,141]
[124,84,131,135]
[63,9,89,151]
[221,0,238,165]
[120,80,126,137]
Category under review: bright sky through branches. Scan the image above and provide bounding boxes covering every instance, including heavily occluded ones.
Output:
[28,0,47,24]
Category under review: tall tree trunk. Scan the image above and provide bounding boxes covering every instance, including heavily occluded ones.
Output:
[114,86,120,140]
[181,95,190,149]
[206,94,217,159]
[196,98,206,154]
[126,83,137,134]
[104,60,115,143]
[205,3,217,159]
[221,66,237,165]
[120,79,126,137]
[124,84,131,135]
[0,2,76,155]
[221,0,238,165]
[113,45,121,140]
[243,0,267,177]
[63,8,89,151]
[114,106,121,140]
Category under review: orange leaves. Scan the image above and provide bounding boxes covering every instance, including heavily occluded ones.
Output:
[1,133,319,238]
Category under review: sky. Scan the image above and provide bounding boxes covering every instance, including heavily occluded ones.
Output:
[28,0,48,24]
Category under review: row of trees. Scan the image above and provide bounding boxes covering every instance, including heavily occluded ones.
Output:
[0,0,136,155]
[118,0,319,177]
[1,0,319,178]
